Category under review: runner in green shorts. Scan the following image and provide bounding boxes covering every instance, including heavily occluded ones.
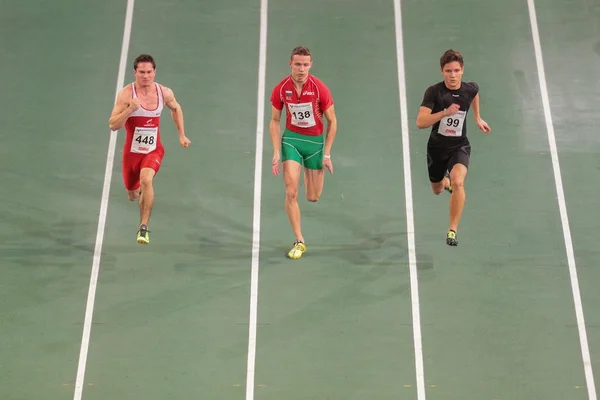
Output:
[269,46,338,259]
[281,129,325,170]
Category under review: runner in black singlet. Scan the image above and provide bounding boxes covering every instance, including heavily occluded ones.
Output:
[416,49,492,246]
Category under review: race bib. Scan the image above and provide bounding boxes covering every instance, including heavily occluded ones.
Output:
[288,102,316,128]
[130,127,157,154]
[438,110,466,137]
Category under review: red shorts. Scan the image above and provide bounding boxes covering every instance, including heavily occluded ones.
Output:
[122,148,165,191]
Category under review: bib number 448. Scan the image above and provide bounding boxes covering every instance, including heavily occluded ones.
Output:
[130,127,158,154]
[135,135,155,145]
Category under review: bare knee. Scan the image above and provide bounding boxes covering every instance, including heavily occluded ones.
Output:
[431,182,444,195]
[286,186,298,202]
[140,175,153,191]
[127,189,140,201]
[305,183,321,202]
[306,185,321,201]
[304,169,323,203]
[449,164,467,191]
[139,167,156,190]
[449,176,465,190]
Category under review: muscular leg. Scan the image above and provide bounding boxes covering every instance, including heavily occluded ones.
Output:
[428,149,451,195]
[122,156,141,201]
[139,167,156,227]
[448,163,468,232]
[304,167,324,202]
[283,160,304,242]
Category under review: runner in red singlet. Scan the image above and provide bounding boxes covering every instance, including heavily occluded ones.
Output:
[108,54,191,244]
[269,46,338,259]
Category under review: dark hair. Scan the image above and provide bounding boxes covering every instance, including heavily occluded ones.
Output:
[134,54,156,70]
[290,46,311,60]
[440,49,463,69]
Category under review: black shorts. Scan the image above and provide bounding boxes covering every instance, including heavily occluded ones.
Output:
[426,142,471,183]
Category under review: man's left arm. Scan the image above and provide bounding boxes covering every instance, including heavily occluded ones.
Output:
[163,86,191,147]
[470,93,491,134]
[471,92,482,120]
[323,105,337,156]
[321,105,337,174]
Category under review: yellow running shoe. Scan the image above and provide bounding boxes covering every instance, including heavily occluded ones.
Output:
[287,241,306,259]
[446,230,457,246]
[137,225,150,245]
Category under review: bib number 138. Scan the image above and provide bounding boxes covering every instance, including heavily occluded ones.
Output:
[288,102,316,128]
[292,110,311,120]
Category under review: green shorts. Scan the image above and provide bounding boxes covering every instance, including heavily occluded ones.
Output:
[281,129,325,170]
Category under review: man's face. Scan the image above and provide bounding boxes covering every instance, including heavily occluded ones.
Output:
[290,55,312,84]
[441,61,463,89]
[134,62,156,87]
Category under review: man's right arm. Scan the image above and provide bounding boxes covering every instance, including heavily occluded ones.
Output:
[416,106,448,129]
[270,105,282,155]
[108,89,136,131]
[416,85,449,129]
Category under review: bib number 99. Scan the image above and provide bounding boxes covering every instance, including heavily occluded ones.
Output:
[445,118,460,128]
